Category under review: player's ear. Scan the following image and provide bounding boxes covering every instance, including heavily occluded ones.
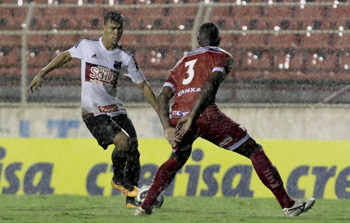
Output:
[103,21,108,31]
[216,37,221,46]
[197,36,201,46]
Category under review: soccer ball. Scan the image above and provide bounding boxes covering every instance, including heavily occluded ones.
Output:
[136,185,165,208]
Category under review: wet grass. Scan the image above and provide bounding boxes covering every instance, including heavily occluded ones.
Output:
[0,195,349,223]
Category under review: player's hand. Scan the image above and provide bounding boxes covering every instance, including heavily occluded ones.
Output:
[164,127,177,147]
[175,114,194,141]
[28,73,44,93]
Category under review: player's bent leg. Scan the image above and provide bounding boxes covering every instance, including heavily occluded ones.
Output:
[112,129,131,150]
[138,145,192,214]
[111,131,139,197]
[235,137,295,209]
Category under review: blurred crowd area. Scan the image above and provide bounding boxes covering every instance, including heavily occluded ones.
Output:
[1,1,350,104]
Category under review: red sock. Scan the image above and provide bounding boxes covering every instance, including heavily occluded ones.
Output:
[251,150,295,208]
[141,157,179,212]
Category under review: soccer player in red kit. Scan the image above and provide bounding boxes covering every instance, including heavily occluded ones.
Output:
[135,23,315,216]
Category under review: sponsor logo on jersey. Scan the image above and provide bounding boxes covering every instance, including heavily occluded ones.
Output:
[171,110,190,118]
[98,104,119,113]
[177,87,201,97]
[113,60,122,69]
[85,62,117,85]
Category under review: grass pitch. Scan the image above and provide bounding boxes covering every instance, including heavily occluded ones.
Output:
[0,195,349,223]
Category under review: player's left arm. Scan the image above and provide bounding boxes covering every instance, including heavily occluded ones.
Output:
[126,55,159,113]
[137,81,159,114]
[158,86,177,146]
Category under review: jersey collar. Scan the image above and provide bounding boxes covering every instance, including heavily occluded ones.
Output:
[99,37,121,54]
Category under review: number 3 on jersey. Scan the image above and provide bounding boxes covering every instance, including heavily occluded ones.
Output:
[182,59,198,85]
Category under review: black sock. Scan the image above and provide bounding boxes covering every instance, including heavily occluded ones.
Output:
[111,147,127,183]
[125,148,141,187]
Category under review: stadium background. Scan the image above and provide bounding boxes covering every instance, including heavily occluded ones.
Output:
[1,0,350,200]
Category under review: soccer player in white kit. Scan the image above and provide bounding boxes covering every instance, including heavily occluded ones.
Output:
[28,11,158,208]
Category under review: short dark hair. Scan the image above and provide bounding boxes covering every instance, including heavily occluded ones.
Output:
[198,23,220,46]
[104,11,124,25]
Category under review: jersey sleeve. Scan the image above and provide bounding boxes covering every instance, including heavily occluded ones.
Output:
[212,53,233,75]
[163,71,176,92]
[68,39,85,59]
[123,56,146,84]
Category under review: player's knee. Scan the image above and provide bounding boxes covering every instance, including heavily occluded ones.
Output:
[247,140,263,157]
[235,137,263,158]
[113,131,131,151]
[172,148,191,168]
[255,142,263,152]
[111,146,127,161]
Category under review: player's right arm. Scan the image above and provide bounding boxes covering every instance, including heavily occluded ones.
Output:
[175,70,226,140]
[28,50,72,93]
[158,86,177,146]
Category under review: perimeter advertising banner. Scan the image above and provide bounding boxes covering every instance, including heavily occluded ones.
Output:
[0,138,349,199]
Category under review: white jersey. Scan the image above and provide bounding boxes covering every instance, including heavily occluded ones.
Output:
[69,37,146,117]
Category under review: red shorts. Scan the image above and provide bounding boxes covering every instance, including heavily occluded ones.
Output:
[170,105,249,152]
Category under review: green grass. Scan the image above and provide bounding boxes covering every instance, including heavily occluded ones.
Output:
[0,195,349,223]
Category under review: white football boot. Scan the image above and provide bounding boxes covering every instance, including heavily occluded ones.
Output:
[134,207,152,216]
[283,198,316,217]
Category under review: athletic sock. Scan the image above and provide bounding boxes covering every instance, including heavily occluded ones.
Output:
[111,147,127,183]
[126,196,136,204]
[125,152,141,187]
[250,150,295,208]
[141,157,178,211]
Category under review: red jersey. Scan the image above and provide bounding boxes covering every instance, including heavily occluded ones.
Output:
[164,46,233,116]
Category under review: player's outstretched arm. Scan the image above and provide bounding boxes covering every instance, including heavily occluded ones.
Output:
[158,86,177,146]
[158,86,174,129]
[138,81,159,114]
[28,50,72,93]
[175,71,226,140]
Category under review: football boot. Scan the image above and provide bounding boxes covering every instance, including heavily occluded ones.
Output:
[283,198,316,216]
[111,179,139,197]
[125,197,139,208]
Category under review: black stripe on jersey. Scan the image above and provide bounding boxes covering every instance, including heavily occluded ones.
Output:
[118,47,140,69]
[119,46,132,57]
[74,37,99,48]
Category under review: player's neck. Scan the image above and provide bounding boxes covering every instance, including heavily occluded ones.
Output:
[102,37,121,51]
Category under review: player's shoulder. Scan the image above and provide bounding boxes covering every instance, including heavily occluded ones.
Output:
[118,46,134,57]
[117,46,138,64]
[186,46,232,58]
[171,47,209,70]
[74,37,99,48]
[171,54,187,72]
[205,46,232,58]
